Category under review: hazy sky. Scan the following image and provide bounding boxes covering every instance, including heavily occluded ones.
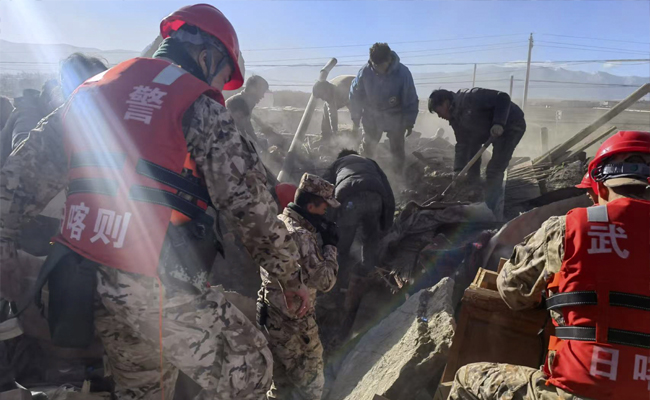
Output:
[2,0,650,76]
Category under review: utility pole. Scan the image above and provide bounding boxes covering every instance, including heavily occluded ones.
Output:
[523,33,534,111]
[472,64,477,87]
[509,75,514,97]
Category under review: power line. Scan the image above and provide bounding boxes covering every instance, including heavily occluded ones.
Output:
[266,45,528,65]
[267,70,516,85]
[246,58,650,67]
[269,78,647,88]
[537,44,650,56]
[242,33,527,52]
[247,41,524,63]
[536,40,650,54]
[530,79,645,87]
[538,33,650,46]
[415,78,645,87]
[244,32,649,53]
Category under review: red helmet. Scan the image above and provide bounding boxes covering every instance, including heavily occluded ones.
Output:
[575,172,593,189]
[160,4,244,90]
[588,131,650,183]
[276,183,298,210]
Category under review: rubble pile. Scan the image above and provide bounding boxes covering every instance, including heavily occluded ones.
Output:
[401,171,485,206]
[378,202,497,291]
[544,160,585,191]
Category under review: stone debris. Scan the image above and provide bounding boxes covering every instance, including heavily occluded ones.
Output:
[325,278,456,400]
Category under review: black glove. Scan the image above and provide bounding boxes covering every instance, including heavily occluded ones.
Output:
[320,221,339,247]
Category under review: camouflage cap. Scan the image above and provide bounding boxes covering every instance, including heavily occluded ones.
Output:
[298,173,340,208]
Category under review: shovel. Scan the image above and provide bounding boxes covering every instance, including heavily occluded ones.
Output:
[424,136,496,204]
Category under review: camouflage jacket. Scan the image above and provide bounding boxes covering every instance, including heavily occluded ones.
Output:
[0,94,301,299]
[497,216,571,373]
[263,207,338,315]
[497,216,566,315]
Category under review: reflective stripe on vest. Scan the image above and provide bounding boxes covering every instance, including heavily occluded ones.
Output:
[55,58,222,277]
[65,155,211,223]
[543,198,650,400]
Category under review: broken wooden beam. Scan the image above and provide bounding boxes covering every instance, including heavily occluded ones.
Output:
[277,58,337,182]
[555,126,617,165]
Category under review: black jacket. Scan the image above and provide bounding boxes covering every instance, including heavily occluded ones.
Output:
[326,155,395,231]
[449,88,526,171]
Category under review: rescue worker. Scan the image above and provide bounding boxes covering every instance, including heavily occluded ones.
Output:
[448,130,650,400]
[226,75,269,144]
[324,149,394,336]
[576,172,598,205]
[0,5,310,400]
[0,55,107,168]
[428,88,526,212]
[312,75,355,142]
[349,43,419,175]
[260,173,339,400]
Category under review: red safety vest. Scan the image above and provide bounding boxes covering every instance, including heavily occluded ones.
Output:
[544,197,650,400]
[55,58,222,277]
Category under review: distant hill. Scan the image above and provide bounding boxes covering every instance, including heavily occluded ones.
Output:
[0,39,139,72]
[1,39,648,101]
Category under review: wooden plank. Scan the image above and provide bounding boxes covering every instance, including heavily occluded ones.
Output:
[471,268,498,290]
[497,258,508,274]
[441,285,552,384]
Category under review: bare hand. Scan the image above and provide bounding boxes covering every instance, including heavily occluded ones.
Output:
[284,282,310,318]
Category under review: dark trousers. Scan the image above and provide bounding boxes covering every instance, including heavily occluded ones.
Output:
[480,124,526,211]
[0,340,14,387]
[361,125,406,175]
[336,192,384,279]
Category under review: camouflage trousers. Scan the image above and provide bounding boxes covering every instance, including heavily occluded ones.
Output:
[264,304,324,400]
[448,363,592,400]
[95,266,273,400]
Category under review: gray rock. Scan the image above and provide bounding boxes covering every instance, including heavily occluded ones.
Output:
[326,278,456,400]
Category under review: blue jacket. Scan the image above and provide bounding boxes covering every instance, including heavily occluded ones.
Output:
[349,52,419,133]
